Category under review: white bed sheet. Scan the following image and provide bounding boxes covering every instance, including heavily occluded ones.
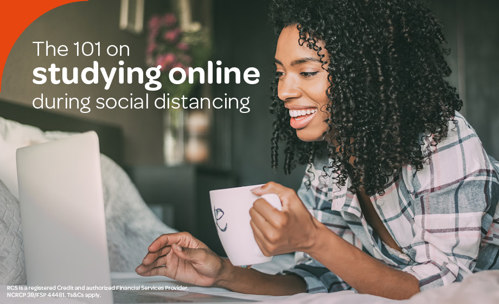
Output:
[2,254,498,303]
[2,270,498,304]
[259,270,499,304]
[111,272,281,303]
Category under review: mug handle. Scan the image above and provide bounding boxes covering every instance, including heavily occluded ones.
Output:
[258,193,282,211]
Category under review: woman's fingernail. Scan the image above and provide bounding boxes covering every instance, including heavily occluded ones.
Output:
[250,186,262,193]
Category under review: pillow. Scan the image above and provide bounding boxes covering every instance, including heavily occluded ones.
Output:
[0,116,48,144]
[100,154,176,271]
[0,180,26,285]
[0,117,50,198]
[0,137,20,198]
[0,117,79,198]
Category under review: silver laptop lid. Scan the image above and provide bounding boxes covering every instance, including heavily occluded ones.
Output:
[17,131,112,303]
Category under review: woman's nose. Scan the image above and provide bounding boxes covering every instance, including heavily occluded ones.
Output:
[278,76,301,101]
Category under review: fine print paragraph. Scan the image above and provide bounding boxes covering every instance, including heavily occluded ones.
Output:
[4,284,188,300]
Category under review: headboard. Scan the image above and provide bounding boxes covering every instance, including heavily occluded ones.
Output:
[0,98,124,166]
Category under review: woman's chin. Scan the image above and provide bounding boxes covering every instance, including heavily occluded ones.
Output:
[296,129,325,142]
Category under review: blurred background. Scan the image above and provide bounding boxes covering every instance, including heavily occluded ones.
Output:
[1,0,498,253]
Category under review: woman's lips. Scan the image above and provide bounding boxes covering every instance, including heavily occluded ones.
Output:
[289,108,318,129]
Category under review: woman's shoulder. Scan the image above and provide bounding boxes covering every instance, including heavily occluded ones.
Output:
[401,112,499,212]
[434,112,493,169]
[420,111,481,154]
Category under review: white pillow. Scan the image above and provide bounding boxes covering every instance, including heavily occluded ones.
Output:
[100,154,176,271]
[0,137,20,198]
[0,116,48,145]
[0,117,51,198]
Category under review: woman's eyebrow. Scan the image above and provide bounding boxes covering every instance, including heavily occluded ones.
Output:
[274,57,322,66]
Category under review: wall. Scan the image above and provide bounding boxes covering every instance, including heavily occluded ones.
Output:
[0,0,164,165]
[430,0,499,159]
[212,0,305,190]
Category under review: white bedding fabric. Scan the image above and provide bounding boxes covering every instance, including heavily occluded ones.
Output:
[2,270,497,304]
[250,254,499,303]
[100,154,177,271]
[258,270,499,304]
[0,180,25,285]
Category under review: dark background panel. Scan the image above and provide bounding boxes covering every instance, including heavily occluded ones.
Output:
[211,0,305,190]
[429,0,499,159]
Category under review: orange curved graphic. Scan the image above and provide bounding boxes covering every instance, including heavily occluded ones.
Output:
[0,0,88,92]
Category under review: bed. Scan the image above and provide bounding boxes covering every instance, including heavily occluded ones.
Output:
[0,97,176,276]
[0,97,498,303]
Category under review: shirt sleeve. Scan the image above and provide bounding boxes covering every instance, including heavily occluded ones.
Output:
[282,163,353,293]
[401,115,499,290]
[283,253,352,293]
[400,177,491,290]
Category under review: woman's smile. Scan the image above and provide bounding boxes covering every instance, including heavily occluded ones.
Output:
[287,107,318,129]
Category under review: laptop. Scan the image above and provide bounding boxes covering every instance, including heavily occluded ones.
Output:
[16,132,254,303]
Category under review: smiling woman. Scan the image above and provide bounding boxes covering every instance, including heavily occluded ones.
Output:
[136,0,499,300]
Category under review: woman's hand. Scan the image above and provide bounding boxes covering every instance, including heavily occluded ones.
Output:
[250,182,322,256]
[135,232,230,287]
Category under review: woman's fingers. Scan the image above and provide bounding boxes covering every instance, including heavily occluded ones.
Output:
[250,201,284,231]
[142,232,209,267]
[151,253,169,269]
[142,245,172,265]
[251,198,284,227]
[148,232,202,252]
[250,208,287,256]
[137,252,167,273]
[250,181,317,254]
[137,247,179,276]
[136,265,168,277]
[148,234,171,252]
[251,181,288,197]
[250,220,271,256]
[251,182,301,211]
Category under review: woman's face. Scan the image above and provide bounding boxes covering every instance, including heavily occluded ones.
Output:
[275,25,331,142]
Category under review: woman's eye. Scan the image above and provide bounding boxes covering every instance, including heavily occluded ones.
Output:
[275,71,284,78]
[301,71,318,77]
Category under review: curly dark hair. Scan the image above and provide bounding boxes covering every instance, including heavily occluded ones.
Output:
[269,0,462,196]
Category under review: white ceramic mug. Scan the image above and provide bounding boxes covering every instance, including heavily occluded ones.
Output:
[209,184,282,266]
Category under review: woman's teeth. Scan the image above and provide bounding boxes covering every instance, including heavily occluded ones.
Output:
[289,108,317,118]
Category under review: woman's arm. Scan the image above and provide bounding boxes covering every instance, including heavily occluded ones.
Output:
[251,182,420,300]
[215,258,306,295]
[136,232,307,296]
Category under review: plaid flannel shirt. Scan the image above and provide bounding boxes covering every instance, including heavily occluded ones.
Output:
[284,112,499,292]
